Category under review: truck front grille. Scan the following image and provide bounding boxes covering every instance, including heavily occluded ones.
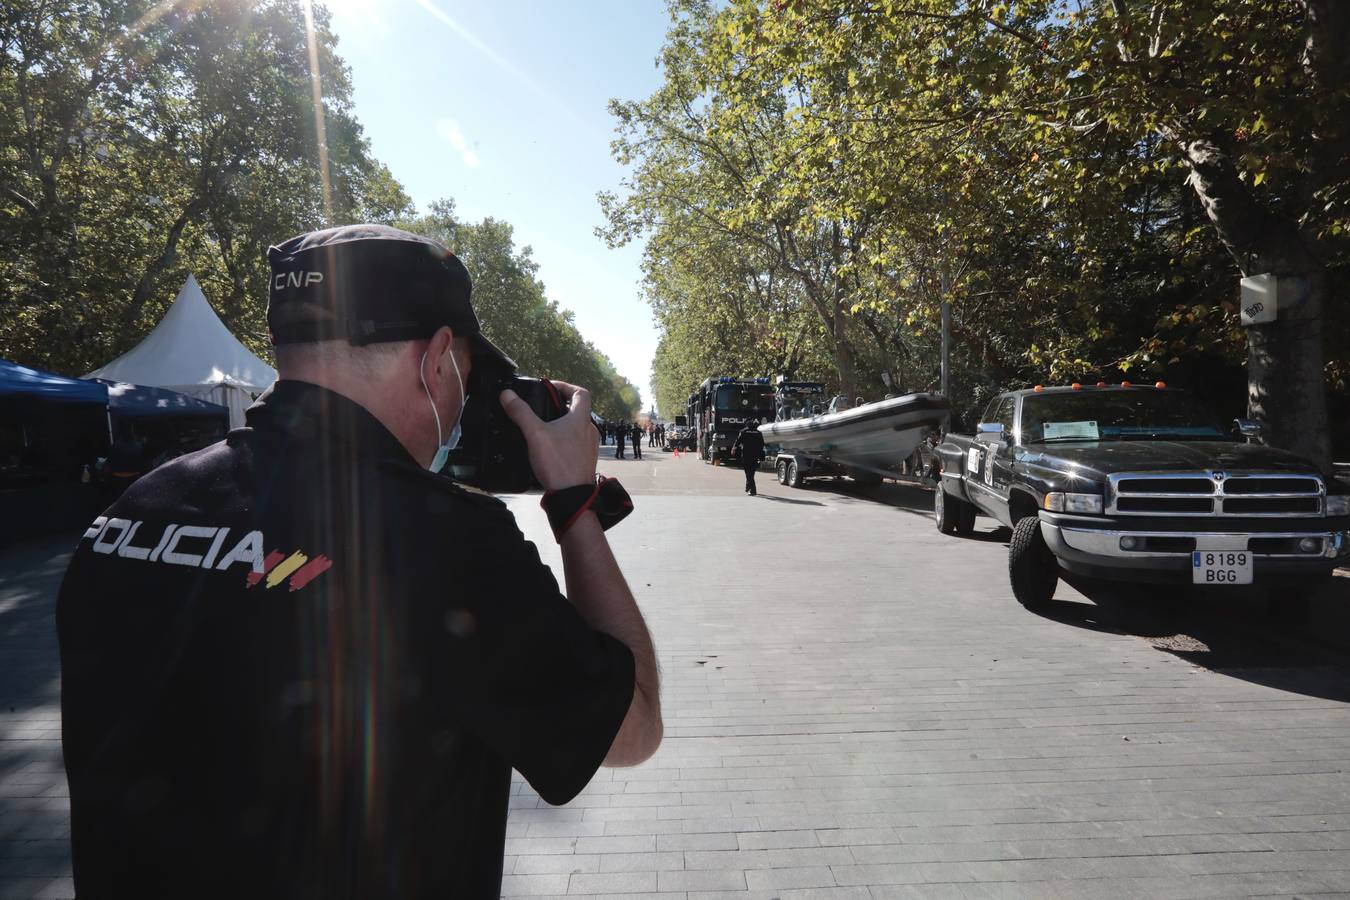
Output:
[1106,472,1324,517]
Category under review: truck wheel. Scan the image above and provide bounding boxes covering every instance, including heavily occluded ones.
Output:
[934,486,977,536]
[1008,515,1058,610]
[786,459,801,488]
[776,460,788,484]
[956,498,976,534]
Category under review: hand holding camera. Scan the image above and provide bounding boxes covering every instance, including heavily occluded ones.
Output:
[500,380,599,492]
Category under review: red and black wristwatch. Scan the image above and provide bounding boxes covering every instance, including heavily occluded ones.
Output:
[540,475,634,542]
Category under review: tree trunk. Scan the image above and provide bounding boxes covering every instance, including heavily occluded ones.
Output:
[125,196,206,328]
[831,309,857,399]
[1179,136,1331,470]
[1245,268,1329,470]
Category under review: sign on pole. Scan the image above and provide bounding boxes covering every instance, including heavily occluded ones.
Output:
[1240,274,1278,326]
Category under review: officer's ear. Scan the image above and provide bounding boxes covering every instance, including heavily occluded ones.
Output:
[427,326,455,371]
[452,335,473,383]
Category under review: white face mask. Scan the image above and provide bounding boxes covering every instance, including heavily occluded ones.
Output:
[420,345,467,474]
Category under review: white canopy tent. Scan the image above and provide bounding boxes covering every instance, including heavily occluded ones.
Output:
[87,275,277,428]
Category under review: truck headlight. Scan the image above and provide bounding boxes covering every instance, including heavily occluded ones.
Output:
[1044,492,1104,514]
[1326,495,1350,517]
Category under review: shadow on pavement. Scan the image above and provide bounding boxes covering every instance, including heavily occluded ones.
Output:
[0,534,76,876]
[1034,576,1350,702]
[801,479,935,515]
[755,494,824,507]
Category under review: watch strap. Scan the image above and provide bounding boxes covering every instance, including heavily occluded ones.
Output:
[541,476,633,541]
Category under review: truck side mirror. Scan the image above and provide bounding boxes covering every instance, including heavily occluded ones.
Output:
[976,422,1009,444]
[1235,418,1263,441]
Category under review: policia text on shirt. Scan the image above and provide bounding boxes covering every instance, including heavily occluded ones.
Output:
[56,224,663,900]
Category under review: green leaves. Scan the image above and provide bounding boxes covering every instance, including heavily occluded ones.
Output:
[604,0,1349,426]
[0,0,414,373]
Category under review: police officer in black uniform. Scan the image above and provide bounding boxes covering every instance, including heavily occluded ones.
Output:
[732,419,766,495]
[56,224,662,900]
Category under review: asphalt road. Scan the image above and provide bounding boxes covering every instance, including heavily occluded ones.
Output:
[2,445,1349,898]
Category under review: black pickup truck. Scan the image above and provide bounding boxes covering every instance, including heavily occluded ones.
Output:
[934,384,1349,615]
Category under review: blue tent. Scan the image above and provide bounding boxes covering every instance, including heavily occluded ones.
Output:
[0,359,109,405]
[96,379,228,419]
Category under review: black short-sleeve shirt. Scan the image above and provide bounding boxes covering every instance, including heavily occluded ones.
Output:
[56,380,635,899]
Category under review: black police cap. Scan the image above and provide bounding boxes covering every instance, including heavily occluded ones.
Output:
[266,223,515,368]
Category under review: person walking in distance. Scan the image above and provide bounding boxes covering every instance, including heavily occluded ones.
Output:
[630,422,643,460]
[732,419,766,495]
[614,421,626,459]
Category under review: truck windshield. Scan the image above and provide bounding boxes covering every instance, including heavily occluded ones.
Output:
[716,388,773,413]
[1021,391,1227,443]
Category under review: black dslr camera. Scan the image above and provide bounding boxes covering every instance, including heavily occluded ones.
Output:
[443,358,566,493]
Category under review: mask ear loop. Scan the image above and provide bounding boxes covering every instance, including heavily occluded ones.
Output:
[419,350,444,447]
[447,343,466,411]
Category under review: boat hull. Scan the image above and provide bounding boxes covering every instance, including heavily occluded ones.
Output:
[760,393,949,470]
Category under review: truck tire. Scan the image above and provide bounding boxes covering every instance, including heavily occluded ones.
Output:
[934,485,977,536]
[776,459,788,484]
[786,458,801,488]
[1008,515,1058,610]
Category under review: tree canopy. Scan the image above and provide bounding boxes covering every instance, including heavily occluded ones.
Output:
[607,0,1348,463]
[1,0,638,421]
[399,201,641,420]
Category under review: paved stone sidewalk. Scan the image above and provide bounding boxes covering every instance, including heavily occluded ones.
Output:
[3,448,1350,898]
[496,451,1350,899]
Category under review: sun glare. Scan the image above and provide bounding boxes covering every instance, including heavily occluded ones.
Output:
[319,0,381,27]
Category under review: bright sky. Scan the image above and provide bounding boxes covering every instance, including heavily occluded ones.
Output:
[325,0,670,412]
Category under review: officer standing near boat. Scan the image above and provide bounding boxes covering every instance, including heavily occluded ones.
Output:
[732,419,766,495]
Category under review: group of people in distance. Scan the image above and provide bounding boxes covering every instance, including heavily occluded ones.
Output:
[596,418,648,453]
[597,421,662,459]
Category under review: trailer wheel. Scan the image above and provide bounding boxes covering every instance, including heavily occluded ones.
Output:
[1008,515,1058,610]
[776,459,788,485]
[786,458,801,488]
[934,485,977,536]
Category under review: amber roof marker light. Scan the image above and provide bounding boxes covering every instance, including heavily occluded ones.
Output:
[1155,381,1167,389]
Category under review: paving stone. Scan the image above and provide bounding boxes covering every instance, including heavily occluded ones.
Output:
[656,869,748,892]
[657,833,740,852]
[512,854,603,875]
[597,851,686,873]
[575,835,658,854]
[778,889,874,900]
[567,871,659,894]
[498,873,572,897]
[744,865,836,890]
[736,829,821,850]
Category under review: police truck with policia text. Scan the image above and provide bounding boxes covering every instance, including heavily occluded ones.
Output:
[689,377,775,465]
[934,382,1350,618]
